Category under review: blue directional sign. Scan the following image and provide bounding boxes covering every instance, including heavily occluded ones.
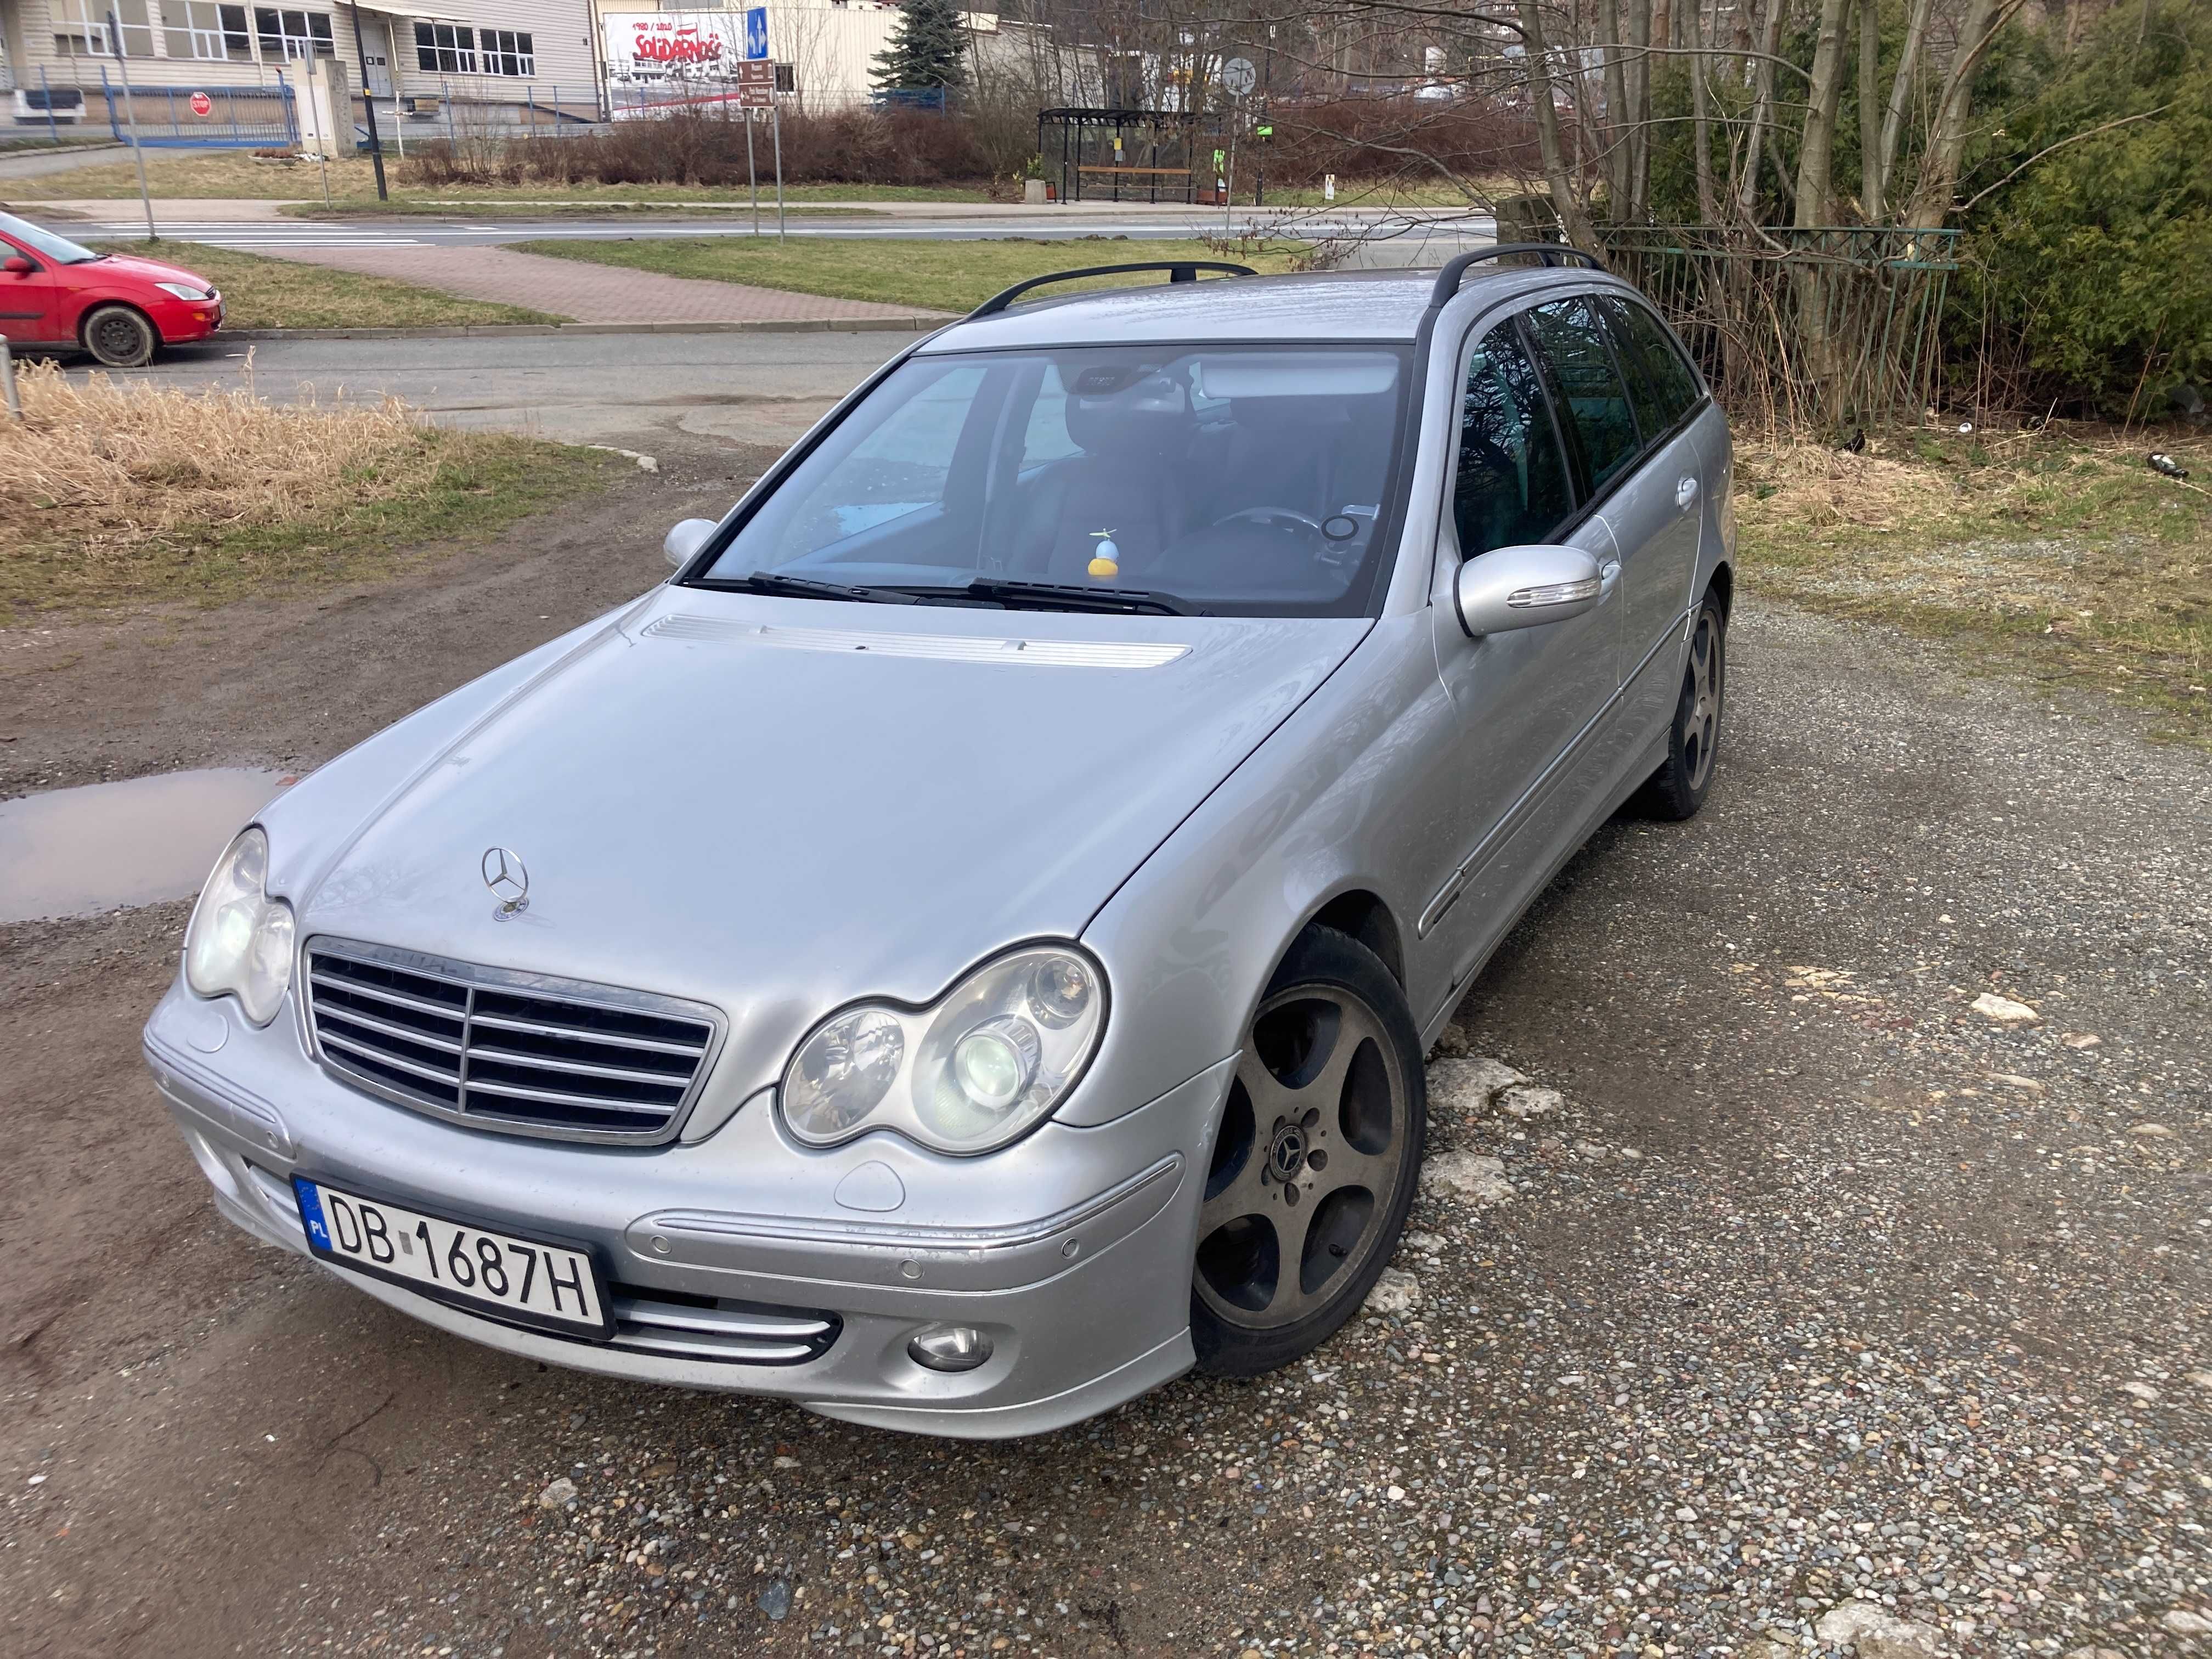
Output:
[743,7,769,59]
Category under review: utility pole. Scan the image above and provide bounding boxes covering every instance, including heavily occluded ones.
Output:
[347,3,390,201]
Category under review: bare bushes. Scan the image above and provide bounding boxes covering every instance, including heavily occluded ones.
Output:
[403,107,992,191]
[1260,98,1542,193]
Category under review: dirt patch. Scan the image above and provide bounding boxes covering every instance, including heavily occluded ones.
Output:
[0,433,770,801]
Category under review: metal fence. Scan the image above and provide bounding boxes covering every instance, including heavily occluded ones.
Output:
[98,69,300,149]
[8,66,298,149]
[1597,225,1961,431]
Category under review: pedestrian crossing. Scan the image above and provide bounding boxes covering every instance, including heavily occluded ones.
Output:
[77,219,427,250]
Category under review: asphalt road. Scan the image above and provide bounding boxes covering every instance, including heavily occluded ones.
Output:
[97,329,926,448]
[53,209,1494,255]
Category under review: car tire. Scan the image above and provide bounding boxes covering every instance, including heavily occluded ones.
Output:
[1636,592,1726,821]
[1190,924,1427,1378]
[83,303,158,369]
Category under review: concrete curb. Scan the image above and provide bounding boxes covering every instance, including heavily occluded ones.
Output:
[219,316,947,342]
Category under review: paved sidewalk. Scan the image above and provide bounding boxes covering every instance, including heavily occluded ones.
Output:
[257,241,950,325]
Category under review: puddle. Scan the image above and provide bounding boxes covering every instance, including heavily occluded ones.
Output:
[0,769,294,924]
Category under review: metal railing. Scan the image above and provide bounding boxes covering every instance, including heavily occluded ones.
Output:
[93,65,300,148]
[1598,224,1961,431]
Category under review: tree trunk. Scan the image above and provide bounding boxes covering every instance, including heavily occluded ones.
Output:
[1902,0,2008,226]
[1600,0,1632,218]
[1737,0,1787,217]
[1793,0,1852,228]
[1690,0,1720,221]
[1876,0,1934,217]
[1859,0,1884,218]
[1627,0,1654,217]
[1517,0,1598,247]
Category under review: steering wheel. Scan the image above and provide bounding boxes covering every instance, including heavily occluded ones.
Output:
[1213,506,1327,537]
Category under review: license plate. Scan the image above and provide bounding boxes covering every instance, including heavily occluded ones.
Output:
[291,1176,610,1336]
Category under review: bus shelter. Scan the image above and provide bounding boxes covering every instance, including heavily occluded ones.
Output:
[1036,107,1222,205]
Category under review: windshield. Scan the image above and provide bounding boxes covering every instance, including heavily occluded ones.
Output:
[0,212,101,266]
[692,344,1413,617]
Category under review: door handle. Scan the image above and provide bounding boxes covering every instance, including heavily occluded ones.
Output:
[1675,476,1700,511]
[1599,560,1621,599]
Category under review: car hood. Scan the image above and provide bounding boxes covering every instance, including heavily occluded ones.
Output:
[282,585,1369,1098]
[85,251,213,290]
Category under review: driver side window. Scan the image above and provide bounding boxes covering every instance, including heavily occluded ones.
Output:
[1452,321,1575,559]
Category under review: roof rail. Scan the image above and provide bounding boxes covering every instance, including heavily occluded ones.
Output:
[966,261,1259,320]
[1427,243,1606,310]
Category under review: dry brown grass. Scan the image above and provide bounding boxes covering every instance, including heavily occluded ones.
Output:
[1734,426,2212,739]
[4,356,430,540]
[0,358,610,617]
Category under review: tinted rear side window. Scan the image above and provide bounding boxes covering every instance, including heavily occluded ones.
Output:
[1525,297,1642,493]
[1598,295,1703,432]
[1453,324,1575,557]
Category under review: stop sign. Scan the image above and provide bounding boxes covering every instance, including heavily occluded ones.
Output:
[189,91,213,117]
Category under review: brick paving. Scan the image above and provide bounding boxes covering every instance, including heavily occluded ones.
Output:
[259,243,949,325]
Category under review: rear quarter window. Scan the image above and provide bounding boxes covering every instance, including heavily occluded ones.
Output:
[1597,295,1703,433]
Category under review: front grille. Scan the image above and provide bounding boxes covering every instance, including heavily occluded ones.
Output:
[303,938,721,1144]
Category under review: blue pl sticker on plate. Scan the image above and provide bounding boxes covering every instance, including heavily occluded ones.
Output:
[292,1176,330,1248]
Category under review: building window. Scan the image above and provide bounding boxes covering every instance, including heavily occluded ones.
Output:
[53,0,155,58]
[414,21,477,74]
[479,28,534,77]
[254,7,335,61]
[166,2,253,62]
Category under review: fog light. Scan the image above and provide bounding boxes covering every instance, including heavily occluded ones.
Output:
[907,1327,993,1374]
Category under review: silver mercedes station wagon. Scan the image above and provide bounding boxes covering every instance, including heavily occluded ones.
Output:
[143,247,1733,1438]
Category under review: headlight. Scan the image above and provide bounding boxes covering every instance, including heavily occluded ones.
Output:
[183,827,296,1026]
[781,945,1107,1154]
[155,281,212,301]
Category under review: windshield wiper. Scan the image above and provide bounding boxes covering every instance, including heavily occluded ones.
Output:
[709,571,925,606]
[957,578,1199,617]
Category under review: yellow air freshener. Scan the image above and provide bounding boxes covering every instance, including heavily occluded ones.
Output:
[1087,528,1120,579]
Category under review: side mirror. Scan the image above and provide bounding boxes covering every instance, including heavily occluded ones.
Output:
[663,517,716,570]
[1,257,33,277]
[1454,544,1606,637]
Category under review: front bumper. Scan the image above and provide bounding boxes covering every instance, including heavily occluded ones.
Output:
[140,290,222,345]
[145,984,1228,1438]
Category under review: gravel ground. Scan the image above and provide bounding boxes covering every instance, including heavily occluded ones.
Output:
[5,596,2209,1659]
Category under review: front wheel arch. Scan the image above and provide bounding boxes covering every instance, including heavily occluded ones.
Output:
[1188,921,1428,1376]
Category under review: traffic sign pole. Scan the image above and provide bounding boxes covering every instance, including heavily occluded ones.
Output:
[105,9,157,240]
[772,92,785,242]
[1219,58,1256,233]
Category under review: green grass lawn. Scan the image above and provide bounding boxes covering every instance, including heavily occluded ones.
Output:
[3,149,989,205]
[93,239,566,329]
[506,234,1310,315]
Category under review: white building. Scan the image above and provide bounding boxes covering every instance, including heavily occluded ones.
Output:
[1,0,603,138]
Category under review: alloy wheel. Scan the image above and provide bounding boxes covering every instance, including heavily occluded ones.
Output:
[1194,983,1411,1329]
[1680,608,1722,792]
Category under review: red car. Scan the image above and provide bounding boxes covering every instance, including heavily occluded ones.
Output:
[0,210,223,368]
